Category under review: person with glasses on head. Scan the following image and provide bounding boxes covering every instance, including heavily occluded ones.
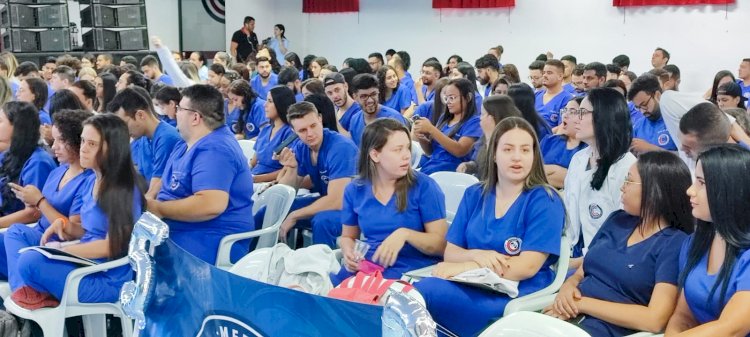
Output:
[539,97,588,189]
[564,88,636,268]
[230,16,259,63]
[535,60,574,129]
[546,151,692,336]
[147,84,254,265]
[414,78,482,174]
[349,74,408,147]
[628,74,678,155]
[528,60,545,93]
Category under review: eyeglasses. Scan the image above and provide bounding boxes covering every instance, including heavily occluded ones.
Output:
[441,95,459,104]
[623,178,642,185]
[358,91,379,102]
[572,108,593,120]
[176,105,200,114]
[636,95,654,112]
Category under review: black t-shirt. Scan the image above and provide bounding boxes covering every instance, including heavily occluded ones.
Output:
[231,29,258,63]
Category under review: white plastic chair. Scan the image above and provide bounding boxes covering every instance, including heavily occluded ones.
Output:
[411,141,424,169]
[428,172,479,225]
[4,257,133,337]
[215,184,296,270]
[478,311,591,337]
[238,139,256,164]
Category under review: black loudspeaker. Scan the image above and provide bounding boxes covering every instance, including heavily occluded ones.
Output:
[82,27,147,51]
[7,0,66,3]
[81,4,146,28]
[2,27,70,52]
[0,4,68,27]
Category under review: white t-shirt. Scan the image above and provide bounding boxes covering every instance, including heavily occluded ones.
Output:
[563,147,637,255]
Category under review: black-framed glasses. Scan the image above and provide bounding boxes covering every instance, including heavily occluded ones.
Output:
[573,108,593,120]
[636,95,654,112]
[176,105,200,114]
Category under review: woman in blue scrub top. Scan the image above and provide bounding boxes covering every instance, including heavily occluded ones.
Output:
[664,145,750,336]
[545,152,692,337]
[226,80,267,140]
[3,109,93,286]
[377,65,411,114]
[16,78,51,125]
[415,117,565,337]
[0,102,57,222]
[414,78,482,175]
[507,83,552,141]
[540,97,587,189]
[251,86,297,183]
[449,62,483,113]
[11,114,144,308]
[333,119,447,285]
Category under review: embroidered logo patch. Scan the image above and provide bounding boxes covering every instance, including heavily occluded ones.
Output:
[169,174,180,190]
[658,133,670,146]
[589,203,603,219]
[504,237,523,255]
[245,122,256,133]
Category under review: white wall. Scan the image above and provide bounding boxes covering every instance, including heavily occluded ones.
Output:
[227,0,748,93]
[146,0,180,51]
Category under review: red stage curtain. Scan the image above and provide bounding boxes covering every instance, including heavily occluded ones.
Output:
[432,0,515,8]
[303,0,359,13]
[613,0,733,6]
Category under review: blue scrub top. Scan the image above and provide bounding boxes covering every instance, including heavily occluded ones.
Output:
[0,147,57,215]
[226,97,267,139]
[338,103,361,132]
[39,109,51,125]
[157,74,174,86]
[422,85,435,102]
[628,101,643,125]
[563,83,575,94]
[250,73,279,102]
[578,210,687,337]
[632,116,677,151]
[400,73,418,104]
[10,81,19,99]
[348,105,407,147]
[157,126,255,263]
[79,174,143,247]
[150,121,182,179]
[131,137,153,181]
[414,101,434,120]
[43,86,54,113]
[447,184,565,295]
[159,115,177,127]
[36,166,92,232]
[474,92,483,116]
[252,123,296,175]
[679,235,750,328]
[341,171,446,278]
[383,84,412,113]
[419,114,482,175]
[737,79,750,107]
[534,89,573,128]
[293,129,357,196]
[539,134,587,169]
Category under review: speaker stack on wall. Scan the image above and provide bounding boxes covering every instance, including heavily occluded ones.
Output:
[0,0,71,52]
[81,0,147,51]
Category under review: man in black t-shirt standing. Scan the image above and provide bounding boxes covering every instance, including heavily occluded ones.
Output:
[230,16,259,63]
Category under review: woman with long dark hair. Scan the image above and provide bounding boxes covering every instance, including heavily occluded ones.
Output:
[3,109,93,286]
[564,88,635,266]
[269,24,289,62]
[540,97,588,188]
[507,83,552,140]
[226,79,267,139]
[450,62,483,113]
[664,144,750,336]
[94,72,117,113]
[704,70,736,104]
[284,52,304,81]
[11,114,144,308]
[251,86,297,183]
[415,117,565,337]
[333,118,447,284]
[16,77,51,125]
[116,70,152,93]
[0,102,56,220]
[413,78,482,174]
[546,151,693,336]
[376,65,411,114]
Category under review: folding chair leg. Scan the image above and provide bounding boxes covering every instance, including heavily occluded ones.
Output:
[82,314,106,337]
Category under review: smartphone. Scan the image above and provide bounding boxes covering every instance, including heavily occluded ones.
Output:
[274,134,299,155]
[411,115,422,122]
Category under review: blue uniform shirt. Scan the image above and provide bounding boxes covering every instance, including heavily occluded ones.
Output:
[474,92,483,115]
[157,74,174,86]
[157,126,255,264]
[348,105,407,146]
[633,116,677,151]
[36,166,92,232]
[43,85,54,113]
[400,73,418,104]
[39,109,51,125]
[628,101,643,125]
[79,174,143,246]
[252,123,296,175]
[535,89,573,128]
[539,134,587,168]
[737,79,750,107]
[159,115,177,127]
[338,103,361,132]
[149,121,182,179]
[0,148,57,215]
[131,137,153,181]
[578,210,687,337]
[293,129,357,195]
[251,73,279,101]
[422,85,435,102]
[419,114,482,174]
[226,97,267,139]
[414,101,434,120]
[383,84,412,113]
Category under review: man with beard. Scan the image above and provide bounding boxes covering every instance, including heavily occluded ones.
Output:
[528,60,545,93]
[348,74,408,146]
[250,57,277,100]
[475,54,501,98]
[323,72,358,138]
[535,59,573,128]
[628,74,677,154]
[418,60,443,104]
[583,62,607,93]
[561,55,577,94]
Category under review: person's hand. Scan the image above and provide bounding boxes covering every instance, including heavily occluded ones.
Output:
[150,36,163,48]
[432,262,469,279]
[342,246,360,272]
[146,199,163,218]
[278,147,298,169]
[40,218,68,245]
[278,214,298,242]
[470,250,510,276]
[9,183,42,207]
[40,125,52,145]
[412,117,435,136]
[415,77,423,90]
[550,280,582,319]
[546,51,554,59]
[630,138,658,155]
[456,162,468,173]
[372,228,408,268]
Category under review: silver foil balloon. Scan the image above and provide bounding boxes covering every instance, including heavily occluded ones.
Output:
[382,290,437,337]
[120,212,170,330]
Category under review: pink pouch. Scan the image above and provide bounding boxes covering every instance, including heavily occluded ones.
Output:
[358,260,385,275]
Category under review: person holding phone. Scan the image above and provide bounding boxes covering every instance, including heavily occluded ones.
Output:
[251,86,298,183]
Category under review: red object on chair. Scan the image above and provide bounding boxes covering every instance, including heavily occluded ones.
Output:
[613,0,733,6]
[303,0,359,13]
[432,0,515,8]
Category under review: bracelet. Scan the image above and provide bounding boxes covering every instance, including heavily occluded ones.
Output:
[35,197,46,208]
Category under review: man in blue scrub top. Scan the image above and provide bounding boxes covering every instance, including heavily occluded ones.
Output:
[738,58,750,107]
[349,74,408,146]
[140,55,173,86]
[148,84,254,265]
[535,60,573,128]
[628,74,678,154]
[561,55,577,94]
[250,57,278,101]
[323,72,359,138]
[389,52,418,105]
[583,62,607,94]
[110,87,182,199]
[418,60,442,104]
[528,60,545,93]
[276,101,358,248]
[475,54,501,99]
[278,66,303,102]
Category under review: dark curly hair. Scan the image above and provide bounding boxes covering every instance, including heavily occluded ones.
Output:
[52,109,93,156]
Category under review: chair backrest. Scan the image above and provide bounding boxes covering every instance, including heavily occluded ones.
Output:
[238,139,256,163]
[478,311,590,337]
[411,141,424,169]
[428,172,479,224]
[253,184,296,249]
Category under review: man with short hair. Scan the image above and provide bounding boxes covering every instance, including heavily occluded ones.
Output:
[41,57,56,82]
[140,55,173,86]
[583,62,607,92]
[612,54,630,72]
[419,60,443,103]
[571,64,586,97]
[606,64,621,80]
[385,49,396,63]
[389,51,418,105]
[488,45,503,61]
[70,80,96,113]
[148,84,254,265]
[627,74,678,154]
[368,52,384,72]
[324,72,358,138]
[49,66,75,92]
[535,60,573,128]
[276,101,358,248]
[109,87,182,199]
[96,53,113,70]
[250,57,278,100]
[475,54,501,98]
[15,62,39,81]
[528,60,545,92]
[278,66,303,101]
[560,55,577,93]
[679,103,733,160]
[230,16,259,63]
[737,58,750,105]
[349,74,408,146]
[651,47,670,69]
[120,55,137,67]
[663,64,680,91]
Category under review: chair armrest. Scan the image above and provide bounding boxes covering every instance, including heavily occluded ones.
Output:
[504,293,556,316]
[63,256,130,306]
[215,226,280,270]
